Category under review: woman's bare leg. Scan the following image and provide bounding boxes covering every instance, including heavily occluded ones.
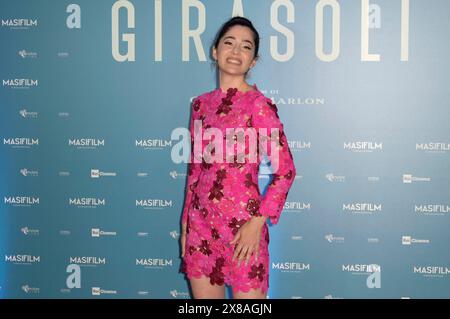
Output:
[190,275,226,299]
[233,287,266,299]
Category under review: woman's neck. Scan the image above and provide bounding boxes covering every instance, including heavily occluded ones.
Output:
[218,73,253,92]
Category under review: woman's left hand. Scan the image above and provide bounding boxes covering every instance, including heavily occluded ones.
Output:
[230,216,266,267]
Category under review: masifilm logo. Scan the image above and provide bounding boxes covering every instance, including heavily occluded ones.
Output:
[342,264,381,288]
[272,261,310,273]
[69,256,107,267]
[414,204,450,216]
[2,79,38,88]
[68,138,105,150]
[287,140,311,152]
[413,266,450,278]
[415,142,449,154]
[283,201,311,213]
[342,264,381,274]
[1,18,38,29]
[69,197,106,208]
[135,198,173,210]
[343,141,382,153]
[135,258,173,269]
[4,196,39,207]
[342,203,381,215]
[3,137,39,149]
[4,254,40,265]
[135,138,172,150]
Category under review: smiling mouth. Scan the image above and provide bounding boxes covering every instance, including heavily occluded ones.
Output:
[227,58,242,65]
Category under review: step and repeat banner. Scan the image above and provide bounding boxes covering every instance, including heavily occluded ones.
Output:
[0,0,449,298]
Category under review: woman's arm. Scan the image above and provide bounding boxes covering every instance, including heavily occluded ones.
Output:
[231,95,297,266]
[181,97,202,226]
[251,95,297,225]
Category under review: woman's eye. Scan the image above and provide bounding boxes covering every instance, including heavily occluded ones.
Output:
[225,41,232,45]
[244,46,251,50]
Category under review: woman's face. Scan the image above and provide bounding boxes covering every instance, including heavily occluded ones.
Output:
[213,25,257,77]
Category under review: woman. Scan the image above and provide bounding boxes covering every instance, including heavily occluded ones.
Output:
[180,16,296,299]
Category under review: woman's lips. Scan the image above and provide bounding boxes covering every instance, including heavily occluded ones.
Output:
[227,58,242,65]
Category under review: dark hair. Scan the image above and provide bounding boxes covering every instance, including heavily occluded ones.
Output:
[213,16,260,60]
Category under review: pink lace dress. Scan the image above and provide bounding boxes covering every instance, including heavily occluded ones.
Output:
[180,83,296,294]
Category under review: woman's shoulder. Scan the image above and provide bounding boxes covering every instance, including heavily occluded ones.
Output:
[198,89,214,98]
[238,84,270,104]
[251,91,271,104]
[251,91,277,111]
[249,91,280,120]
[190,88,216,105]
[189,89,216,114]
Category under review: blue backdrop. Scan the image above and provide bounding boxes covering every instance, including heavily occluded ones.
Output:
[0,0,449,298]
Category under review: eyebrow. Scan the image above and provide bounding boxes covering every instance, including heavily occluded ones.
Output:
[223,36,254,46]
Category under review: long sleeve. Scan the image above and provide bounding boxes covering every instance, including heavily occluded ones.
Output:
[251,96,296,225]
[181,97,202,225]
